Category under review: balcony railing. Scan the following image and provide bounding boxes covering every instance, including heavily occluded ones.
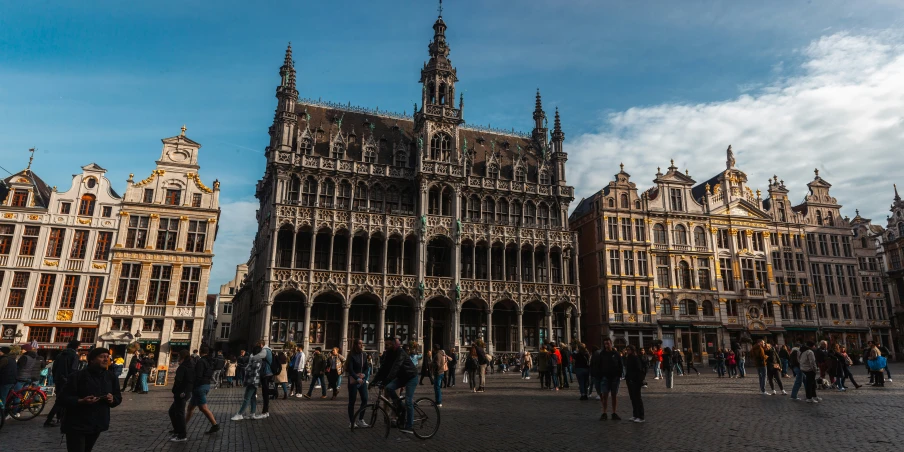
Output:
[744,288,766,298]
[67,259,84,271]
[31,309,49,321]
[614,313,624,322]
[16,256,34,267]
[0,255,8,266]
[2,307,22,319]
[145,306,166,317]
[80,310,99,322]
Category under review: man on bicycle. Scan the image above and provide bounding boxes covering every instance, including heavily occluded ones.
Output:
[370,336,417,434]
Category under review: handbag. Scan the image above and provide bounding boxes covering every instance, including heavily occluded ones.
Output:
[462,372,468,384]
[868,356,887,371]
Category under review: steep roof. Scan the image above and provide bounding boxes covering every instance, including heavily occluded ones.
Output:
[1,169,53,208]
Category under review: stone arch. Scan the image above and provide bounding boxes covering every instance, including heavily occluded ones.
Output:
[424,296,454,349]
[269,289,307,344]
[348,292,381,348]
[426,235,454,277]
[308,291,344,350]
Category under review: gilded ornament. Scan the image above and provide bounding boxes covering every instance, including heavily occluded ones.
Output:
[44,259,59,267]
[56,310,74,321]
[77,218,91,224]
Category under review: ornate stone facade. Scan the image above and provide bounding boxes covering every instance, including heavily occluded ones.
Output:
[0,162,121,350]
[878,186,904,355]
[233,10,579,354]
[98,130,220,368]
[572,148,886,359]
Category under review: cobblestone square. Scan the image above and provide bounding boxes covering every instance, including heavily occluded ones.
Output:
[3,364,903,452]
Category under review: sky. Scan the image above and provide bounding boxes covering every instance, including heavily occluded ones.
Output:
[2,0,904,289]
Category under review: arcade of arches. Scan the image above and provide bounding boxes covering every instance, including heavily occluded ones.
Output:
[268,290,580,354]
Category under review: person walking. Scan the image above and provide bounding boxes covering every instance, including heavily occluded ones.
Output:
[138,353,154,394]
[231,345,264,420]
[573,343,591,400]
[594,338,624,420]
[537,345,549,389]
[684,348,700,376]
[725,350,737,378]
[185,344,219,434]
[225,356,237,388]
[624,345,645,423]
[304,348,327,399]
[789,343,805,400]
[476,342,489,393]
[661,347,674,389]
[273,352,290,399]
[211,351,226,389]
[120,350,141,392]
[432,344,449,407]
[764,343,786,395]
[673,348,685,376]
[779,344,791,378]
[257,341,275,417]
[750,340,768,395]
[44,340,80,427]
[419,350,434,385]
[168,350,194,442]
[290,346,306,397]
[60,347,122,452]
[799,342,819,403]
[346,339,371,428]
[736,346,747,378]
[326,347,342,400]
[236,350,248,386]
[877,341,892,382]
[521,350,533,380]
[445,348,457,387]
[838,345,861,389]
[651,346,663,380]
[560,343,572,387]
[464,346,479,392]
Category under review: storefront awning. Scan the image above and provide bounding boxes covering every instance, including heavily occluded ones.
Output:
[767,328,786,333]
[784,327,818,331]
[725,325,746,331]
[691,324,723,329]
[822,327,869,333]
[168,341,190,347]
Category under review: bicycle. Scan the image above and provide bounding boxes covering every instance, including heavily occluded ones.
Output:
[350,382,440,440]
[4,382,48,421]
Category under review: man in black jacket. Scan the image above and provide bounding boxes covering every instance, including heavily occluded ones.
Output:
[624,345,645,423]
[371,336,418,434]
[44,340,81,427]
[168,350,194,442]
[121,351,141,392]
[60,347,122,452]
[185,344,219,435]
[594,338,624,421]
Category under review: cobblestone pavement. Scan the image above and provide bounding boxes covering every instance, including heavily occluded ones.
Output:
[3,364,904,452]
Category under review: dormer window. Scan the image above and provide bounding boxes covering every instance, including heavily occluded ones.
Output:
[363,145,377,163]
[143,189,154,203]
[332,141,345,159]
[488,165,499,179]
[11,190,28,207]
[816,211,823,225]
[395,151,408,168]
[620,194,629,209]
[669,188,684,211]
[86,178,97,189]
[430,133,452,161]
[78,194,96,216]
[515,167,525,183]
[165,189,181,206]
[300,136,314,155]
[539,171,550,185]
[60,202,71,214]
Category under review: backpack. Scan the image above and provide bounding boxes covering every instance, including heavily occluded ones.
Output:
[268,352,282,376]
[244,360,262,386]
[214,356,226,371]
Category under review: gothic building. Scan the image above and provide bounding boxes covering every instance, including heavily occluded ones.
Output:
[0,159,121,352]
[232,10,580,354]
[572,148,884,360]
[879,186,904,354]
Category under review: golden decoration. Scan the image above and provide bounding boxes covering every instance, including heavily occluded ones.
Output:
[119,211,129,217]
[180,215,188,221]
[728,228,737,235]
[92,263,107,270]
[762,232,771,237]
[44,259,59,267]
[207,218,216,223]
[150,214,159,219]
[186,172,213,194]
[28,215,41,220]
[56,310,74,321]
[77,218,91,224]
[134,169,166,187]
[17,177,29,183]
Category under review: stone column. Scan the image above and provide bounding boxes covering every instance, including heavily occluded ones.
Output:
[340,303,350,353]
[487,308,494,354]
[346,234,353,273]
[517,307,524,352]
[565,307,573,342]
[309,232,316,269]
[302,303,313,352]
[364,235,371,273]
[290,226,297,268]
[546,310,554,345]
[261,303,273,345]
[452,304,461,349]
[377,306,387,352]
[328,231,335,270]
[574,311,582,341]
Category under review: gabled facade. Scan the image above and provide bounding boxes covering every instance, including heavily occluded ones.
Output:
[879,186,904,354]
[234,7,579,355]
[0,162,120,353]
[98,130,220,368]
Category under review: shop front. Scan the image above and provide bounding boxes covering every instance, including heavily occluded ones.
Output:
[689,324,722,363]
[168,340,191,367]
[784,327,818,346]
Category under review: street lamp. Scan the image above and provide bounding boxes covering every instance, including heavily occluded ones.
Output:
[14,330,23,344]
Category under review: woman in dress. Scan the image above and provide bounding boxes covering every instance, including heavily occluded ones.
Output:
[225,356,237,387]
[273,352,290,399]
[326,347,342,400]
[464,346,479,393]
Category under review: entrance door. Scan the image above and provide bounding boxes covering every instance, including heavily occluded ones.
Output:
[681,332,700,362]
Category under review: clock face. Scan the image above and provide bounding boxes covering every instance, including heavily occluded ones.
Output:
[168,150,189,162]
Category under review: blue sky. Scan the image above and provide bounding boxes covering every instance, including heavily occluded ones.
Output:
[2,0,904,288]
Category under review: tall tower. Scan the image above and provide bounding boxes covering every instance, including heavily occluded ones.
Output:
[415,8,463,163]
[266,43,298,163]
[551,108,567,185]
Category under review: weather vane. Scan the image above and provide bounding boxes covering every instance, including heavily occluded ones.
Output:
[438,0,443,16]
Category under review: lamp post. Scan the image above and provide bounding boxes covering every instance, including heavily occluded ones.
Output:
[429,317,434,351]
[14,330,23,344]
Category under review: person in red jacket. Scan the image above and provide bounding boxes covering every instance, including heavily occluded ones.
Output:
[553,346,563,388]
[652,346,663,380]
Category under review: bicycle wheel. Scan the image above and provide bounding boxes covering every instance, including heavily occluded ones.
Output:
[12,391,46,421]
[411,397,440,440]
[351,403,390,439]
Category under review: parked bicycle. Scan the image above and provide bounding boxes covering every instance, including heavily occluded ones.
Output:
[350,382,440,440]
[3,382,48,422]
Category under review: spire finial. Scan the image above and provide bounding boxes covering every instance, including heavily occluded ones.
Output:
[895,183,900,201]
[814,168,819,178]
[438,0,443,17]
[726,144,735,169]
[26,147,35,172]
[620,162,624,172]
[180,125,186,136]
[856,209,860,216]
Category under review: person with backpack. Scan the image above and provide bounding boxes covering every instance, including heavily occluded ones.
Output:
[476,342,489,392]
[464,345,479,392]
[231,345,264,421]
[44,340,81,427]
[121,351,141,392]
[60,347,122,452]
[184,344,219,434]
[168,350,195,442]
[257,340,275,417]
[624,345,645,423]
[304,348,327,399]
[211,351,226,389]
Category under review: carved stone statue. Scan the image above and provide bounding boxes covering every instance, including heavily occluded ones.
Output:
[726,144,735,169]
[419,215,427,236]
[456,219,462,236]
[418,281,425,301]
[454,283,461,302]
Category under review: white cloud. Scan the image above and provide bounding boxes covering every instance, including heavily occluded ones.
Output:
[210,198,258,289]
[569,31,904,224]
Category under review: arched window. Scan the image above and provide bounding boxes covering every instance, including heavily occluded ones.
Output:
[539,170,550,185]
[300,135,314,155]
[301,177,317,206]
[608,198,615,208]
[538,203,550,227]
[353,183,368,211]
[816,210,823,225]
[78,194,96,216]
[653,224,667,244]
[438,82,447,105]
[363,145,377,163]
[331,139,345,159]
[702,300,715,316]
[482,197,495,222]
[468,195,481,221]
[673,225,688,245]
[515,166,526,183]
[826,211,834,226]
[512,200,523,226]
[524,201,536,227]
[427,82,436,104]
[319,179,335,208]
[635,200,641,209]
[497,198,509,224]
[620,194,629,209]
[680,299,698,316]
[287,176,300,202]
[370,185,384,213]
[395,151,408,167]
[430,133,452,161]
[899,222,904,237]
[385,187,400,213]
[694,227,707,248]
[337,180,351,209]
[488,165,499,179]
[400,189,414,214]
[677,261,691,289]
[660,299,672,316]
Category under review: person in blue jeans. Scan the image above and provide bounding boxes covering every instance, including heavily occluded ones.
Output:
[750,340,768,394]
[304,348,328,399]
[789,344,805,399]
[431,345,449,407]
[346,339,371,428]
[371,336,418,434]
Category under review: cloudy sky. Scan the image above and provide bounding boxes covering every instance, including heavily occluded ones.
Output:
[2,0,903,288]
